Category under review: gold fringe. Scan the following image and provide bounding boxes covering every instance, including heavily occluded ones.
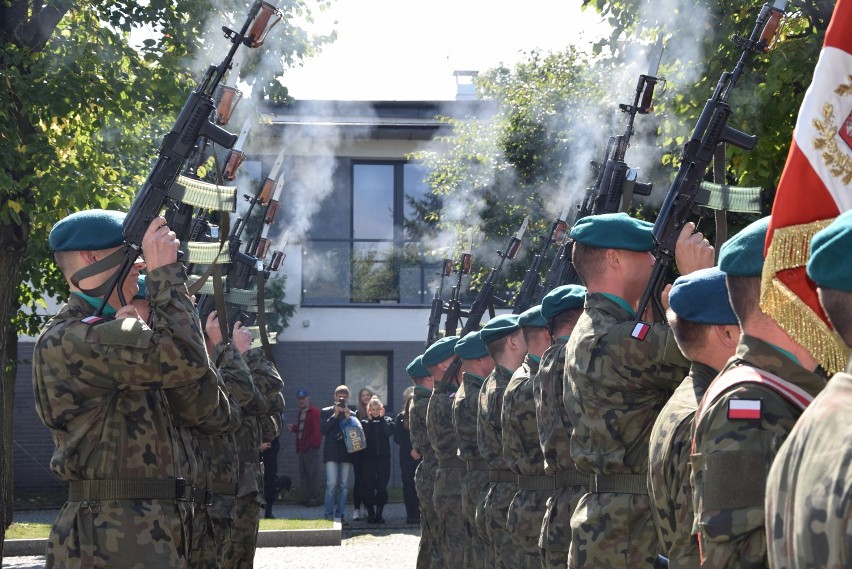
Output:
[760,219,851,375]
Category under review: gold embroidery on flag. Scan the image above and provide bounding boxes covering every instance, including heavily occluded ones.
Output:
[761,220,851,375]
[813,76,852,184]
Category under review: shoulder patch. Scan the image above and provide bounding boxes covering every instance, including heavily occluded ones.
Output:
[727,399,762,420]
[82,315,106,325]
[631,322,651,341]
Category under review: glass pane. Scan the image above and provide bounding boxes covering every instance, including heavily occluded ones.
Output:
[351,241,398,303]
[353,164,394,240]
[301,240,350,304]
[344,354,390,412]
[403,162,435,241]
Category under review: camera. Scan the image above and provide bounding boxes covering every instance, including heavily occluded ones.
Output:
[336,398,346,408]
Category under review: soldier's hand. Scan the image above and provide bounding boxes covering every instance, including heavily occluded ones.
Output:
[674,222,714,275]
[206,311,224,346]
[115,304,142,321]
[141,216,180,271]
[232,321,253,354]
[660,284,672,314]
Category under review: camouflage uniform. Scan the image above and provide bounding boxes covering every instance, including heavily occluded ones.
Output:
[222,348,282,569]
[478,364,522,569]
[503,354,548,569]
[691,335,826,569]
[648,362,717,569]
[564,293,689,569]
[534,337,587,569]
[765,360,852,569]
[427,381,466,566]
[32,263,221,569]
[411,384,442,569]
[453,372,490,569]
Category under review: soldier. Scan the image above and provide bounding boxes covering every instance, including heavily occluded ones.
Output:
[34,210,224,568]
[691,217,827,569]
[502,305,552,569]
[563,212,712,568]
[452,331,495,569]
[424,336,466,566]
[477,314,527,569]
[407,354,443,569]
[534,284,587,569]
[764,210,852,569]
[647,268,739,568]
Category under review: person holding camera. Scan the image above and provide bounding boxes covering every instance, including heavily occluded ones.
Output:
[320,385,355,523]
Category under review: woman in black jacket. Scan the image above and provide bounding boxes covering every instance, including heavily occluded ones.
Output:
[395,387,421,524]
[360,395,395,523]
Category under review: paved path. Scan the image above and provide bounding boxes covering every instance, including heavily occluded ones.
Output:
[4,502,421,568]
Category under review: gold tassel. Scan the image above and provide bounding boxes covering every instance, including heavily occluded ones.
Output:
[761,219,851,375]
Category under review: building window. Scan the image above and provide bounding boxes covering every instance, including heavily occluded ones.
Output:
[343,352,392,412]
[302,160,440,306]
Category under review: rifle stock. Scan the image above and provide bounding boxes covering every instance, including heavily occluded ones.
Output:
[635,0,786,322]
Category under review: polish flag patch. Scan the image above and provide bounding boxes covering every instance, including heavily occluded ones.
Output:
[82,316,105,325]
[631,322,651,341]
[727,399,762,420]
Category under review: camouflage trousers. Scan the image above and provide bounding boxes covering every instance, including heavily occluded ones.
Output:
[540,483,586,569]
[434,465,467,565]
[415,458,443,569]
[508,487,553,569]
[222,492,262,569]
[189,507,233,569]
[45,499,191,569]
[462,468,490,569]
[477,481,524,569]
[567,491,657,569]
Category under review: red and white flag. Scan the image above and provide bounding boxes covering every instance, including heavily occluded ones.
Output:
[761,0,852,374]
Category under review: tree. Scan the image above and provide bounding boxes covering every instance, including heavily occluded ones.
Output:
[0,0,333,558]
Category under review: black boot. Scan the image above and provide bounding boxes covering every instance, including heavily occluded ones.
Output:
[366,505,377,523]
[264,503,275,519]
[376,504,385,524]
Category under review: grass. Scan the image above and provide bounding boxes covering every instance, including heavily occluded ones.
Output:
[6,522,51,540]
[4,519,331,540]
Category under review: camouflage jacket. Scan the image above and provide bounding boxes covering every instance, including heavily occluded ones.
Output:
[502,354,543,475]
[427,381,461,463]
[453,372,485,463]
[691,335,827,569]
[410,385,435,461]
[534,337,578,475]
[478,364,513,470]
[765,361,852,569]
[32,263,215,483]
[245,347,285,443]
[648,361,717,568]
[564,293,689,475]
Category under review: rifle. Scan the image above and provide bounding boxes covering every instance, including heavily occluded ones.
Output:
[635,0,786,323]
[96,0,282,316]
[512,207,569,313]
[439,218,528,388]
[537,45,664,301]
[426,258,455,346]
[443,250,472,339]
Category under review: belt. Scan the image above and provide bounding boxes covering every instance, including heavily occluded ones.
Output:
[190,481,237,506]
[488,469,517,484]
[589,473,648,494]
[69,478,193,502]
[465,459,488,471]
[438,456,465,469]
[238,450,261,462]
[517,474,555,491]
[554,469,589,489]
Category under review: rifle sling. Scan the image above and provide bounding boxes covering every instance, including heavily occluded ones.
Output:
[70,248,128,297]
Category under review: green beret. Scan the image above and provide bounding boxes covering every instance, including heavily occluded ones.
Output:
[718,216,770,277]
[807,210,852,291]
[541,285,587,318]
[669,267,737,325]
[49,209,126,252]
[423,336,459,367]
[454,331,490,360]
[518,305,547,328]
[134,275,147,300]
[406,355,430,379]
[479,314,521,345]
[570,212,654,252]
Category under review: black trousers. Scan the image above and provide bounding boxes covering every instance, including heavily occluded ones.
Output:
[400,453,420,519]
[261,437,280,508]
[360,455,391,509]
